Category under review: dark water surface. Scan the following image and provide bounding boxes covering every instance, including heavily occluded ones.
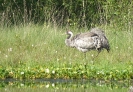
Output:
[0,78,132,92]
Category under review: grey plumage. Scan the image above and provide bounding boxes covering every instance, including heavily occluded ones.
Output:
[65,28,110,55]
[90,28,110,52]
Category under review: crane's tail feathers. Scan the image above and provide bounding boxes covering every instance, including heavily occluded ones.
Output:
[107,49,110,53]
[106,46,110,53]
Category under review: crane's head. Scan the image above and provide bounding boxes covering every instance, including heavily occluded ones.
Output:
[66,30,73,39]
[66,30,73,35]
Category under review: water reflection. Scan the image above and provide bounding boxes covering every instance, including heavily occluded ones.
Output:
[0,78,131,92]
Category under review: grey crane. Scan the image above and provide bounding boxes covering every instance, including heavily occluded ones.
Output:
[65,28,110,57]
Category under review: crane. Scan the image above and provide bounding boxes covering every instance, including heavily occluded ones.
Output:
[65,28,110,57]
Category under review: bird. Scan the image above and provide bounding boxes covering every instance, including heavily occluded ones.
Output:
[65,28,110,57]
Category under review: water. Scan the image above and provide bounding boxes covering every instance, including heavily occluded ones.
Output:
[0,78,131,92]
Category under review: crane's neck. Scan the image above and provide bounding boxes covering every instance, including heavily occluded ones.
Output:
[65,31,75,47]
[67,31,73,39]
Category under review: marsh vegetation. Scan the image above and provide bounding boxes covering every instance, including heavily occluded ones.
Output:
[0,0,133,91]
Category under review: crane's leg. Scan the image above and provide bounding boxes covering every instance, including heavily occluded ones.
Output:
[95,50,101,57]
[92,50,101,60]
[84,52,86,59]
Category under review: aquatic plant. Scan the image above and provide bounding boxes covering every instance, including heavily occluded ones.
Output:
[0,62,133,81]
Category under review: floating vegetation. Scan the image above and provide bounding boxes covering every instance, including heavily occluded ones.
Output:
[0,62,133,81]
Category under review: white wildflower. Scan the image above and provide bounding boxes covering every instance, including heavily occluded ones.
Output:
[5,55,8,58]
[57,58,60,61]
[56,68,59,70]
[52,70,55,74]
[81,71,84,73]
[96,83,102,86]
[52,83,55,87]
[55,51,57,53]
[128,47,131,50]
[28,67,30,70]
[21,72,24,75]
[45,84,49,88]
[116,47,118,49]
[5,88,7,91]
[45,68,50,73]
[8,48,12,52]
[73,71,77,74]
[9,71,13,75]
[64,57,66,59]
[97,71,100,74]
[20,83,24,86]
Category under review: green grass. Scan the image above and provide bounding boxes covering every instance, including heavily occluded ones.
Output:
[0,23,133,80]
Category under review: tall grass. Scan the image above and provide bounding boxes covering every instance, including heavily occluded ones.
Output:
[0,0,133,77]
[0,23,133,68]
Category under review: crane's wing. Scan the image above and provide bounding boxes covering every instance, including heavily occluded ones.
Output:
[74,35,100,50]
[77,32,98,38]
[90,28,105,36]
[90,28,110,52]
